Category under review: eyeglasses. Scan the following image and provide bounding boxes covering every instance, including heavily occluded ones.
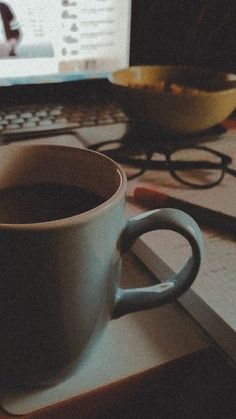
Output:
[89,140,236,189]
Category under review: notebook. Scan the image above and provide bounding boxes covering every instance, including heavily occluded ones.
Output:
[127,130,236,364]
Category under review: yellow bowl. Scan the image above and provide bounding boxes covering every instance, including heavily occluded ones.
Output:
[109,65,236,135]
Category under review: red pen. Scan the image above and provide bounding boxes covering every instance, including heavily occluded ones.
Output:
[134,187,170,207]
[133,186,236,234]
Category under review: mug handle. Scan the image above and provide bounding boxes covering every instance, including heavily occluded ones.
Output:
[112,208,203,318]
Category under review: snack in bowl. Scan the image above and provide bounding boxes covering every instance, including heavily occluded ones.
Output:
[127,80,206,95]
[109,65,236,135]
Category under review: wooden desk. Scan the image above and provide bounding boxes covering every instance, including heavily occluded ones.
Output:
[1,348,234,419]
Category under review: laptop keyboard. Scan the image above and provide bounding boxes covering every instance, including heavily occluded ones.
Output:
[0,102,129,141]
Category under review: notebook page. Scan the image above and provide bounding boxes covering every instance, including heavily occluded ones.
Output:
[132,227,236,362]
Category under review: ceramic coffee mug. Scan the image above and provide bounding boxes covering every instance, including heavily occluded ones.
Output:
[0,144,203,388]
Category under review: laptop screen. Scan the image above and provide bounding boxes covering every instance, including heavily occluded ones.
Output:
[0,0,132,86]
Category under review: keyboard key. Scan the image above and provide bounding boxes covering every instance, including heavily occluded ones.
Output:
[23,121,37,128]
[35,110,48,117]
[50,109,62,116]
[15,118,24,124]
[5,114,17,121]
[7,124,21,130]
[39,119,54,127]
[20,112,34,119]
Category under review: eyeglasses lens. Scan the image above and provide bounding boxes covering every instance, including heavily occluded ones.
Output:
[170,148,224,187]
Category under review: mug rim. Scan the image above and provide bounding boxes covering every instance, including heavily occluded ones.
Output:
[0,144,127,231]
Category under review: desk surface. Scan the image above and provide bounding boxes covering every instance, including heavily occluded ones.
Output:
[0,252,208,416]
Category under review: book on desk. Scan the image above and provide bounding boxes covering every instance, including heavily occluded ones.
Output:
[127,129,236,364]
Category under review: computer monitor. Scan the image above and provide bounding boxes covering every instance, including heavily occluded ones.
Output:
[0,0,132,87]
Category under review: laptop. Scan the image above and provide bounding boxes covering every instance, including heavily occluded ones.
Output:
[0,0,133,146]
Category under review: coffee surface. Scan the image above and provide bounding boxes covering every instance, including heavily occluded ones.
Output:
[0,183,105,224]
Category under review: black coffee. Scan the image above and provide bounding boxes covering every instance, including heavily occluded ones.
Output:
[0,183,106,224]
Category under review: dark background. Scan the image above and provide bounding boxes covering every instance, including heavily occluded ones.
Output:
[130,0,236,73]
